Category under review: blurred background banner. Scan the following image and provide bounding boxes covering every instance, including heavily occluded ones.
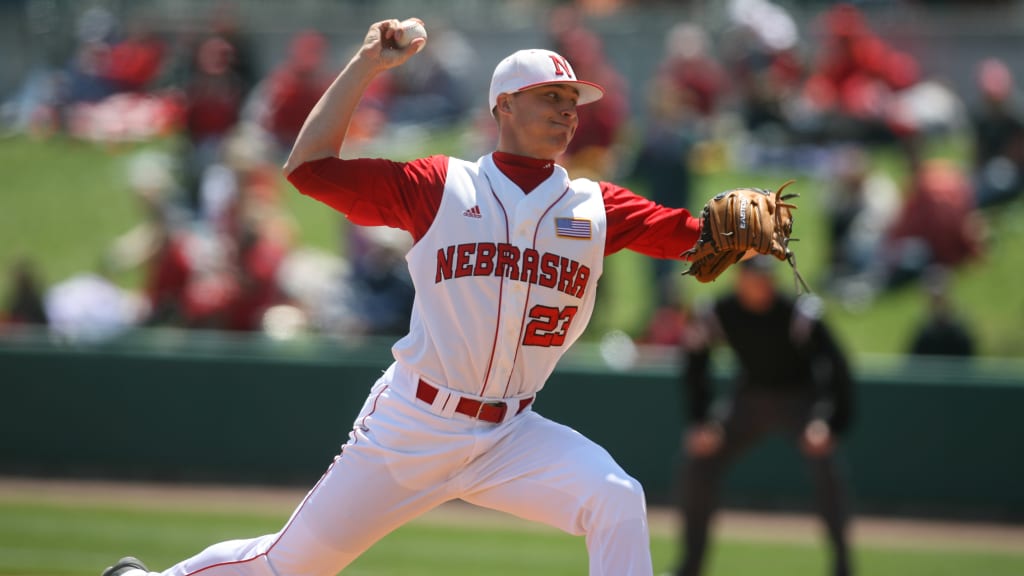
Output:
[1,0,1023,524]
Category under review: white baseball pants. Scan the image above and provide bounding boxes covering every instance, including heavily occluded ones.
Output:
[136,364,653,576]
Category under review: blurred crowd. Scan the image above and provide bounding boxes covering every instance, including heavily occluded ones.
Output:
[2,1,1016,357]
[628,0,1010,358]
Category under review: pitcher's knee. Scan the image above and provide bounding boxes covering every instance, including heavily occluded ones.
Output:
[584,471,648,529]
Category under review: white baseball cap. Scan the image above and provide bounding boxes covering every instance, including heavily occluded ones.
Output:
[488,49,605,111]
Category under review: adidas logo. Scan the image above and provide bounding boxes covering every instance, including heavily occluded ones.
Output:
[462,205,482,218]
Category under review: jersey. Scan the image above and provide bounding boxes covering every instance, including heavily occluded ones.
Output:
[398,155,605,398]
[287,152,701,399]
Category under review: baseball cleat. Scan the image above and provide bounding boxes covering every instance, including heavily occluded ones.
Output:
[101,556,148,576]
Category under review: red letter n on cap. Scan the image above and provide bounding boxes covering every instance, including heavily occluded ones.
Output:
[548,55,575,80]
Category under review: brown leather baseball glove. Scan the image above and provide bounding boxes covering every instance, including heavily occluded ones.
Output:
[682,180,809,291]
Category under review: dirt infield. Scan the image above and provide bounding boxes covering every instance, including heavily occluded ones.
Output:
[2,477,1022,554]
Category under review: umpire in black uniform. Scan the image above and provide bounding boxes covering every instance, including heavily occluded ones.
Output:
[671,256,855,576]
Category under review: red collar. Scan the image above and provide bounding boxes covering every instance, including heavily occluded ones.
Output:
[492,151,555,194]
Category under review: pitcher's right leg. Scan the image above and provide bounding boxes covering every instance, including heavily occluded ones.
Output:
[123,380,468,576]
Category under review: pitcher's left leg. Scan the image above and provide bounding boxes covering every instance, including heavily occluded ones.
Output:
[461,412,653,576]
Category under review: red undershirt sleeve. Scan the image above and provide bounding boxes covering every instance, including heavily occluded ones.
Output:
[601,181,702,259]
[285,155,448,242]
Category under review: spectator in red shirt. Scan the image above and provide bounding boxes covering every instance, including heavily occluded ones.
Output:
[261,30,333,150]
[883,156,985,287]
[182,35,247,212]
[144,231,192,326]
[221,218,289,332]
[184,36,244,144]
[104,19,166,93]
[801,3,922,143]
[659,23,728,120]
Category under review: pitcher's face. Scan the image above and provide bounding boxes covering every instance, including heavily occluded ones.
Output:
[497,84,580,159]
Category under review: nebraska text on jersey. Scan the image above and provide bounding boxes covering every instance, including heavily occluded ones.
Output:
[435,242,591,298]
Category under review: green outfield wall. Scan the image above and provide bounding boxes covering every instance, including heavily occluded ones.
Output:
[3,331,1022,521]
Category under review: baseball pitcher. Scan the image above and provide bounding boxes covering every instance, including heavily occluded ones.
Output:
[102,17,799,576]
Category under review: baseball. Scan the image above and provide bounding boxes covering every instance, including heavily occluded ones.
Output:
[396,19,427,50]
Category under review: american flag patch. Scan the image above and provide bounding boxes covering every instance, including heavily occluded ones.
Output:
[555,217,591,239]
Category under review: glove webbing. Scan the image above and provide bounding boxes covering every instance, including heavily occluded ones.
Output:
[774,180,811,295]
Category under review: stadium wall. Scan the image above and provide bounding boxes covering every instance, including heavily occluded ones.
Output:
[3,335,1022,522]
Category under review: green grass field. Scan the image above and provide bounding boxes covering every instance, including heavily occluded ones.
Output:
[2,483,1023,576]
[2,133,1023,356]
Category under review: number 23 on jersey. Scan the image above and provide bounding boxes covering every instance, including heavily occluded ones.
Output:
[523,305,578,347]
